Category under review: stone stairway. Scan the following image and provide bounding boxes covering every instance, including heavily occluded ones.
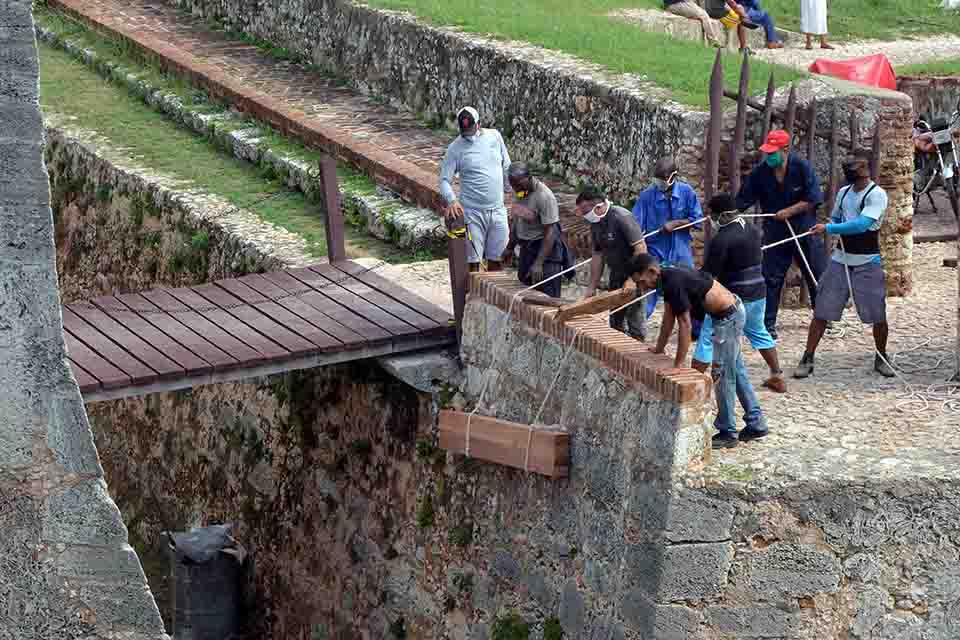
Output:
[48,0,593,256]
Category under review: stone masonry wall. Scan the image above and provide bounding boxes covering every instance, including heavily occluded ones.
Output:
[898,76,960,121]
[0,2,167,639]
[167,0,709,205]
[45,128,292,304]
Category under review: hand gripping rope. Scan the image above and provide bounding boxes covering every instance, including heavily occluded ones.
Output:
[772,220,960,415]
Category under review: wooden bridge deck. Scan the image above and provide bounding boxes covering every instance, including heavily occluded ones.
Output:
[66,261,456,402]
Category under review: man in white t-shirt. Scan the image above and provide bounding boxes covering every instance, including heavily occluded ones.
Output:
[794,150,894,378]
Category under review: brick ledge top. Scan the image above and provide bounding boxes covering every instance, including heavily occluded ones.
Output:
[469,272,711,405]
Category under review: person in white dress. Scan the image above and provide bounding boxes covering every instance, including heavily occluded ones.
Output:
[800,0,833,50]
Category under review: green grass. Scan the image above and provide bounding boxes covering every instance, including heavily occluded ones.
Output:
[898,57,960,77]
[363,0,803,108]
[37,40,424,263]
[760,0,960,42]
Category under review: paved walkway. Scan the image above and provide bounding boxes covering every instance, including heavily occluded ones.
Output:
[47,0,591,254]
[752,33,960,71]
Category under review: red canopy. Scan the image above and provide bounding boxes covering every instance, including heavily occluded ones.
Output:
[808,54,897,91]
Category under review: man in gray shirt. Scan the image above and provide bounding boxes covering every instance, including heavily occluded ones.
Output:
[439,106,512,272]
[502,162,566,297]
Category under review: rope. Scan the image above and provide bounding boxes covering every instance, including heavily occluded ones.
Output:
[785,219,818,289]
[464,256,592,458]
[642,217,707,240]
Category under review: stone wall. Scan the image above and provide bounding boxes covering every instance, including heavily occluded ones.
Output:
[167,0,709,204]
[0,2,167,639]
[45,128,293,303]
[898,76,960,121]
[655,478,960,639]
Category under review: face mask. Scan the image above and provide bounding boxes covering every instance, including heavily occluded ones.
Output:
[843,163,864,183]
[765,152,784,169]
[583,201,609,224]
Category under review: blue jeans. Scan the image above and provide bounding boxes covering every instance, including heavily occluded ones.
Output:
[712,300,767,435]
[693,298,776,363]
[747,7,780,43]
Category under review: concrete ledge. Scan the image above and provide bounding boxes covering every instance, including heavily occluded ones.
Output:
[609,8,794,51]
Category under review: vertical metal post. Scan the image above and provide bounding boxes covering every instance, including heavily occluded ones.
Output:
[871,123,882,181]
[446,215,468,343]
[704,49,724,249]
[784,84,797,140]
[761,72,776,141]
[320,156,346,263]
[729,51,750,197]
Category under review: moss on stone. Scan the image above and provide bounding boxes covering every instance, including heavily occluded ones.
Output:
[491,613,530,640]
[543,618,563,640]
[449,522,473,547]
[416,493,435,528]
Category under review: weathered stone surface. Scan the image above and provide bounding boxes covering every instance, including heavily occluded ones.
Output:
[558,579,586,636]
[624,542,734,602]
[663,493,735,543]
[0,2,167,638]
[377,348,463,393]
[728,542,841,601]
[705,604,801,637]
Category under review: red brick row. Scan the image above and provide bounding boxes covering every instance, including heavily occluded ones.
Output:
[469,273,711,405]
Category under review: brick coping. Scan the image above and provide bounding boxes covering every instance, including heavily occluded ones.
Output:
[469,272,711,406]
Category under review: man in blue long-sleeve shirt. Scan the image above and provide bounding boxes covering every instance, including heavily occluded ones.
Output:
[736,129,825,339]
[439,106,512,272]
[794,150,895,378]
[632,157,704,319]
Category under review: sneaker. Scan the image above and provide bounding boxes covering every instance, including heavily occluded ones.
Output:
[738,428,768,443]
[875,354,895,378]
[762,374,787,393]
[712,432,739,449]
[793,353,815,378]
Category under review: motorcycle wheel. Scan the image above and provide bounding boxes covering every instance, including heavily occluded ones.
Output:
[946,172,960,221]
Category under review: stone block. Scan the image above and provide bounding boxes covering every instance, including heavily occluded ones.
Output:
[623,542,734,602]
[525,570,555,610]
[851,586,887,638]
[42,479,129,547]
[54,544,146,584]
[75,581,165,630]
[620,593,705,638]
[728,542,841,601]
[663,493,735,543]
[558,579,586,636]
[377,348,462,393]
[490,549,521,581]
[705,603,801,637]
[47,395,104,477]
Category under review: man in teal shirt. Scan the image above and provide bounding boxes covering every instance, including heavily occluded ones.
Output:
[632,157,704,318]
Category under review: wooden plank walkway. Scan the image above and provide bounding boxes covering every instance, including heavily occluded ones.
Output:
[67,261,456,402]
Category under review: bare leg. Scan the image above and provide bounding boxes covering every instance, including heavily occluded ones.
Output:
[805,318,828,355]
[873,322,889,356]
[805,33,813,49]
[737,25,747,50]
[758,347,781,374]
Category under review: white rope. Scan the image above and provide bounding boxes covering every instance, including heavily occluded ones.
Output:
[465,256,592,457]
[642,217,707,240]
[761,228,816,253]
[785,219,818,289]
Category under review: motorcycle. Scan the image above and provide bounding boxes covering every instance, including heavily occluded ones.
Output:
[913,97,960,220]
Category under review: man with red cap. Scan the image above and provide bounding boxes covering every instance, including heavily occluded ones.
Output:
[439,106,512,272]
[735,129,824,339]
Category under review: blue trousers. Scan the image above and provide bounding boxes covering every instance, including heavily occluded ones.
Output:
[747,7,780,43]
[762,232,825,335]
[712,300,767,435]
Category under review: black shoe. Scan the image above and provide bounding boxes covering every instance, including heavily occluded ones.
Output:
[742,20,761,30]
[875,354,895,378]
[712,432,739,449]
[794,352,814,378]
[739,428,768,443]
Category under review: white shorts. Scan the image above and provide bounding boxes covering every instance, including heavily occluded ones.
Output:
[464,206,509,263]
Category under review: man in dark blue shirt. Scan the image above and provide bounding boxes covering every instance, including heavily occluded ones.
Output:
[736,129,825,339]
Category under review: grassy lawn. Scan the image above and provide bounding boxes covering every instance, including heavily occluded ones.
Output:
[363,0,804,107]
[898,58,960,77]
[37,41,424,263]
[760,0,960,41]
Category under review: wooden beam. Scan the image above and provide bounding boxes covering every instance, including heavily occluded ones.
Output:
[729,51,750,196]
[705,48,724,249]
[438,410,569,478]
[320,155,345,263]
[555,287,637,323]
[446,217,468,343]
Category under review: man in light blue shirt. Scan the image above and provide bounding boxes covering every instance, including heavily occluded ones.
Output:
[439,106,512,272]
[795,149,894,378]
[632,157,704,318]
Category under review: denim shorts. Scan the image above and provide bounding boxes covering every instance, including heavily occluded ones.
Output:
[693,297,776,363]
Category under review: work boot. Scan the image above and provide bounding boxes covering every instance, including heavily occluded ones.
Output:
[875,354,895,378]
[762,372,787,393]
[712,432,739,449]
[793,352,815,378]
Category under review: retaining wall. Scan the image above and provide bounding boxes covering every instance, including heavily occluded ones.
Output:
[0,2,167,638]
[898,76,960,121]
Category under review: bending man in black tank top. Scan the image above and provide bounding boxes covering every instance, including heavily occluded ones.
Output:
[629,254,769,449]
